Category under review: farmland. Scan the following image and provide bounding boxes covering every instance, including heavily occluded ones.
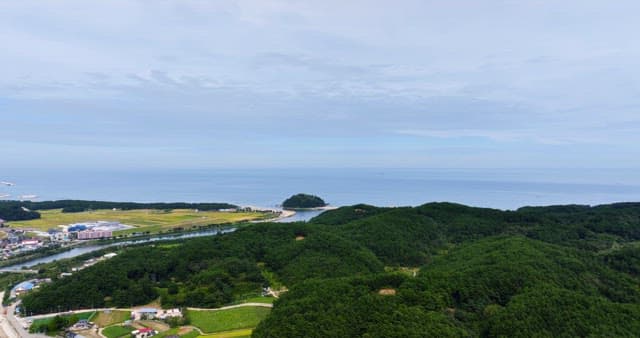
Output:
[92,310,131,327]
[8,209,276,234]
[197,329,253,338]
[103,325,135,338]
[188,307,271,334]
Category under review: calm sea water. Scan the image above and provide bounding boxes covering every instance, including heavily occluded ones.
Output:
[1,168,640,211]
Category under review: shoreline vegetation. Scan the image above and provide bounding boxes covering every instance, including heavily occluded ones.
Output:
[0,200,300,270]
[0,224,239,270]
[0,209,308,270]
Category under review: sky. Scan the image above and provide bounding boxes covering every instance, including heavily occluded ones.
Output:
[1,0,639,169]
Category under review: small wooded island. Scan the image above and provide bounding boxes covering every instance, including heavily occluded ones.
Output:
[282,193,327,209]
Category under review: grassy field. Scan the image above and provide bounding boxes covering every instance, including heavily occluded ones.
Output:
[238,296,275,304]
[197,329,253,338]
[103,325,135,338]
[8,209,274,234]
[188,307,271,334]
[32,311,95,327]
[31,311,96,334]
[155,327,199,338]
[93,310,130,327]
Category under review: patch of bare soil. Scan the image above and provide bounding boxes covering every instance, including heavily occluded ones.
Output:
[178,327,194,335]
[378,288,397,296]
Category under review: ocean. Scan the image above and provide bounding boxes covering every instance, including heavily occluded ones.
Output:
[1,168,639,211]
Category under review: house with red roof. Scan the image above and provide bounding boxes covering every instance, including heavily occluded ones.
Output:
[131,327,157,338]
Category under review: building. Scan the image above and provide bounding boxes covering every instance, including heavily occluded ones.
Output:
[21,239,39,246]
[20,239,42,250]
[72,319,92,330]
[67,224,88,232]
[156,308,182,320]
[132,308,158,320]
[131,328,157,338]
[51,231,71,242]
[77,230,112,240]
[14,281,34,296]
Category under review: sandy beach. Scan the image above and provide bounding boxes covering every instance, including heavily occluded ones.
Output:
[246,207,297,223]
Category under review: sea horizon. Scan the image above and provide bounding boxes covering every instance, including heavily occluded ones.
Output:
[2,167,639,211]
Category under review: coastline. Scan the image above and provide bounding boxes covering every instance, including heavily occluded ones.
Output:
[276,209,296,221]
[243,206,297,223]
[282,206,338,212]
[251,209,296,223]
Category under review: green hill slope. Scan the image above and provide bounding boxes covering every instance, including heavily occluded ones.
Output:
[19,201,640,337]
[255,236,640,337]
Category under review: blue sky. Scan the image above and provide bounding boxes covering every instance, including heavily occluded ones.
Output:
[1,1,639,169]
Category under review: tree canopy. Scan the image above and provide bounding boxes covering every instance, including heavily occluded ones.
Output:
[19,201,640,337]
[282,194,327,209]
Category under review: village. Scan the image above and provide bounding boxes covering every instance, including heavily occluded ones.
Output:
[61,307,185,338]
[15,305,187,338]
[0,219,131,260]
[9,252,119,299]
[3,250,193,338]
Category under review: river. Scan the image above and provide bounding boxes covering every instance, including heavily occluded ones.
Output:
[1,228,237,271]
[0,208,325,271]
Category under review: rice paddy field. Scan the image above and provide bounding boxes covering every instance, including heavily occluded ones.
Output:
[197,329,253,338]
[188,307,271,334]
[8,209,275,234]
[103,325,135,338]
[92,310,131,327]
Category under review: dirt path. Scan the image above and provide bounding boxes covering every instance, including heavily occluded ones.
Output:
[186,302,273,311]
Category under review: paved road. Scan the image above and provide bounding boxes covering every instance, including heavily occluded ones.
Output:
[187,302,273,311]
[0,292,18,338]
[24,308,115,321]
[23,302,273,320]
[0,295,49,338]
[0,316,18,338]
[0,301,273,337]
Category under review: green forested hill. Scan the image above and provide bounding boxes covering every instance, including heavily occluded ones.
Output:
[282,193,327,209]
[255,236,640,337]
[21,223,383,313]
[20,202,640,337]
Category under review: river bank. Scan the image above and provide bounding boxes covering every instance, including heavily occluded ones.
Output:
[0,207,324,271]
[0,227,237,271]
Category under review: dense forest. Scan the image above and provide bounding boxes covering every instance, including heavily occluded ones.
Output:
[21,222,382,312]
[282,193,327,209]
[20,201,640,336]
[0,200,237,220]
[0,203,41,221]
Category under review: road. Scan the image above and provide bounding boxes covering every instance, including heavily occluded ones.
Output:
[0,300,273,337]
[186,302,273,311]
[0,294,49,338]
[22,302,273,321]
